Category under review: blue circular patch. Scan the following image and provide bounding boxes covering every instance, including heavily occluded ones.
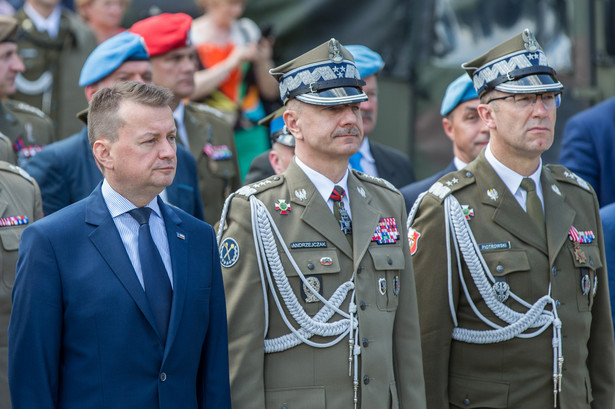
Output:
[219,237,240,268]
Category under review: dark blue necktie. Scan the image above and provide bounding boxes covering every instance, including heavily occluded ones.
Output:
[128,207,172,343]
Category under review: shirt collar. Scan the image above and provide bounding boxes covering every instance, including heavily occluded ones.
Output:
[23,3,62,38]
[453,156,468,171]
[101,179,162,219]
[294,156,350,204]
[485,143,542,196]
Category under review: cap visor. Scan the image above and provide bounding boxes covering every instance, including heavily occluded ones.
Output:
[495,74,563,94]
[295,87,368,106]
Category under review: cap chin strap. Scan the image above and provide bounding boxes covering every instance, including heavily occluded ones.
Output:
[286,77,365,100]
[407,188,563,408]
[483,65,557,92]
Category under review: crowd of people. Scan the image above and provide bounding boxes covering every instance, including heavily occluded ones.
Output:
[0,1,613,408]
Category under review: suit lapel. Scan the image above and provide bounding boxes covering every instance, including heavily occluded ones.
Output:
[286,161,353,258]
[542,171,576,266]
[158,197,187,359]
[347,174,381,271]
[471,155,548,254]
[86,185,159,334]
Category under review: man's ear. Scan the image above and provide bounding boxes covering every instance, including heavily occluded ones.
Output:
[283,109,302,142]
[477,103,497,130]
[84,84,99,102]
[92,138,113,173]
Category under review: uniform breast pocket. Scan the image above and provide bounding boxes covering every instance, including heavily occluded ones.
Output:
[0,227,23,290]
[481,250,530,307]
[285,249,341,314]
[569,244,602,311]
[368,245,405,311]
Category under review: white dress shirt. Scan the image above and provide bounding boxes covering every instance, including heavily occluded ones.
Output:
[23,3,62,38]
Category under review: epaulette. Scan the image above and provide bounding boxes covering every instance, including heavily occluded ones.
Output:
[427,169,476,202]
[546,164,592,192]
[6,100,48,119]
[233,174,285,199]
[0,161,34,184]
[186,102,227,121]
[352,170,397,192]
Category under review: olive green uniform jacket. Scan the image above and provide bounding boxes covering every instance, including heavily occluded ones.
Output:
[219,160,426,409]
[0,100,55,167]
[181,103,240,225]
[14,8,96,139]
[0,162,43,409]
[410,152,615,409]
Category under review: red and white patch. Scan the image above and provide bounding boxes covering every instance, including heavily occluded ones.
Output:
[408,228,421,255]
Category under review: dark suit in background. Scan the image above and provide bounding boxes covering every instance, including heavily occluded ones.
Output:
[400,161,456,211]
[559,96,615,207]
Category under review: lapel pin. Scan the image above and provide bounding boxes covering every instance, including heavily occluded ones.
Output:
[462,205,474,220]
[275,199,291,215]
[176,232,185,240]
[551,184,561,196]
[294,189,307,201]
[487,188,499,201]
[357,186,366,198]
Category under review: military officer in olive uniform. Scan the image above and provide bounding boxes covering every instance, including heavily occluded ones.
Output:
[409,30,615,409]
[0,15,54,167]
[13,0,97,139]
[219,39,426,409]
[130,13,240,225]
[0,161,43,409]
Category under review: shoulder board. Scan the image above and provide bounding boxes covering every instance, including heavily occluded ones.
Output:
[0,162,34,183]
[546,164,591,191]
[353,170,397,192]
[427,169,475,202]
[233,174,285,199]
[6,100,48,119]
[186,102,227,121]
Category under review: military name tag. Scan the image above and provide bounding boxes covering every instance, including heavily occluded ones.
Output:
[479,242,511,251]
[290,241,327,249]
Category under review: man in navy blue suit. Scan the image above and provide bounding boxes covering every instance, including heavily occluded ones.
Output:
[8,81,231,408]
[559,96,615,207]
[400,74,489,210]
[24,31,203,219]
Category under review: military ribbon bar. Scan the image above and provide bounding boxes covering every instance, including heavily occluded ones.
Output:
[568,225,595,243]
[0,215,28,227]
[371,217,400,244]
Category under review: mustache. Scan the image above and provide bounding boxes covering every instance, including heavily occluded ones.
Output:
[332,126,361,138]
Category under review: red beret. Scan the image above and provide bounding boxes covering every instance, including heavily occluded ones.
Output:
[130,13,192,57]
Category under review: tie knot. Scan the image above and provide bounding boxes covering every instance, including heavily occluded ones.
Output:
[128,207,152,226]
[330,185,346,202]
[520,178,536,193]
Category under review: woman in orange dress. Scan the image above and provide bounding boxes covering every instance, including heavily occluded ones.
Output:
[191,0,279,181]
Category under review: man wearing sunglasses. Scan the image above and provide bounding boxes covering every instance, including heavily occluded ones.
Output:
[409,29,615,409]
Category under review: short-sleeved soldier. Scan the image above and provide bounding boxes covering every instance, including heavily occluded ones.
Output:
[0,161,43,409]
[0,15,54,167]
[130,13,241,224]
[218,38,426,409]
[409,29,615,409]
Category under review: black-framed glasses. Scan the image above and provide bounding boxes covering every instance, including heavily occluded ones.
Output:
[486,92,562,110]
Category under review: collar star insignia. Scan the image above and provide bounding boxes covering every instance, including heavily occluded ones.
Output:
[275,199,291,214]
[487,188,499,201]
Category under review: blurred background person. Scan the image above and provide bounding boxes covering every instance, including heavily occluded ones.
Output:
[131,12,240,225]
[243,106,293,184]
[13,0,97,139]
[75,0,128,44]
[400,74,488,210]
[190,0,279,181]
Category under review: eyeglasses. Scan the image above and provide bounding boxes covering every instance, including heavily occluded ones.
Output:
[486,92,562,110]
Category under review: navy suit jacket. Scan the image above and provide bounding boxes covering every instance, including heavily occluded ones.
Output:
[25,127,204,219]
[400,161,457,212]
[559,96,615,207]
[243,140,415,188]
[600,202,615,330]
[8,185,230,408]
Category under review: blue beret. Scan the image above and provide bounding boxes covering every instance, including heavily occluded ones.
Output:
[79,31,149,87]
[440,74,479,116]
[346,45,384,79]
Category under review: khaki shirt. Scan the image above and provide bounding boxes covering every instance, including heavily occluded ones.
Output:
[219,160,426,409]
[410,152,615,409]
[0,161,43,409]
